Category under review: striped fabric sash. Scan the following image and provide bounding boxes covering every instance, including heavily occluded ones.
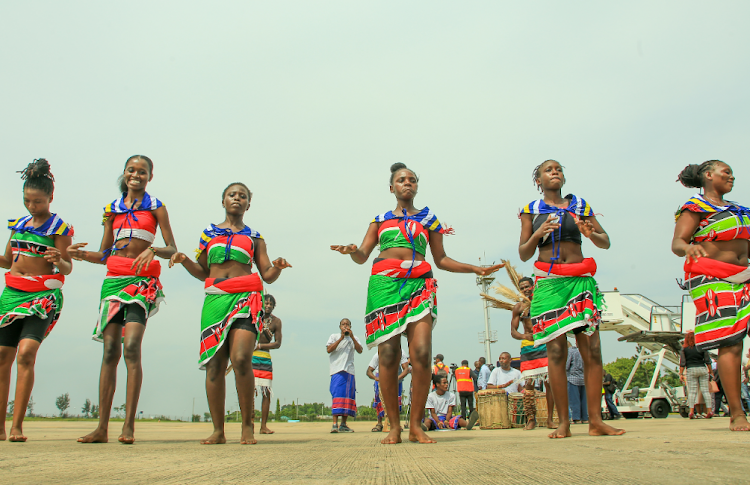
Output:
[533,258,597,279]
[204,273,263,295]
[8,214,73,262]
[5,273,65,292]
[106,255,162,278]
[370,259,433,279]
[196,224,262,265]
[684,258,750,284]
[102,192,162,258]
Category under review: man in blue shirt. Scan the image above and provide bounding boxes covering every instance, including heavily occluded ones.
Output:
[477,357,491,391]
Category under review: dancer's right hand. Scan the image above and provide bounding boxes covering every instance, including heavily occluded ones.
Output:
[533,214,560,240]
[330,244,358,254]
[169,252,188,268]
[67,242,89,261]
[684,244,708,263]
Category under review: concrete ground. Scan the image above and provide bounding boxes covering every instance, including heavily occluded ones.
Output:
[1,417,747,484]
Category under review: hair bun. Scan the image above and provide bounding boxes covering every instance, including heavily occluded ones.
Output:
[390,162,407,173]
[676,164,704,189]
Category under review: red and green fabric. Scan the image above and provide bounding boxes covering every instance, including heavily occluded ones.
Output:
[530,258,604,345]
[364,259,437,349]
[520,339,548,379]
[199,273,264,369]
[94,255,164,342]
[0,273,65,339]
[676,194,750,242]
[684,258,750,351]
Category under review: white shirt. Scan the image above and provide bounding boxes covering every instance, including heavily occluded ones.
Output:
[488,366,522,393]
[327,333,362,376]
[425,390,456,417]
[368,349,409,375]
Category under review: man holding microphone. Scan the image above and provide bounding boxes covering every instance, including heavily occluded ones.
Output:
[326,318,363,433]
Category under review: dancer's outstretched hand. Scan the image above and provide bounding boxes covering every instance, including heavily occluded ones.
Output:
[575,217,595,238]
[67,242,89,261]
[169,252,188,268]
[473,263,505,276]
[272,257,292,269]
[43,247,62,264]
[330,244,358,255]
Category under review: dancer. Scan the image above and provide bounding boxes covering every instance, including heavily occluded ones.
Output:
[69,155,176,444]
[331,163,502,444]
[170,182,291,444]
[0,159,73,442]
[672,160,750,431]
[255,294,282,434]
[518,159,624,438]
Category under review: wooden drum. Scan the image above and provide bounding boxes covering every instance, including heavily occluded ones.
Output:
[509,391,559,428]
[476,389,511,429]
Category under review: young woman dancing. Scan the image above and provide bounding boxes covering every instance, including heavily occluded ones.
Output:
[672,160,750,431]
[170,182,291,445]
[0,159,73,442]
[69,155,176,444]
[519,159,624,439]
[331,163,501,444]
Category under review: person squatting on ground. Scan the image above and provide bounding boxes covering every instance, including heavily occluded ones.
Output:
[422,375,476,431]
[368,347,409,432]
[672,160,750,431]
[679,330,713,419]
[327,318,362,433]
[331,163,502,444]
[510,276,555,430]
[519,160,625,439]
[0,160,73,442]
[170,182,291,444]
[70,155,176,444]
[454,360,475,419]
[252,294,282,435]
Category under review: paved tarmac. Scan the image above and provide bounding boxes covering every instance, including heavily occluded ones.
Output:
[1,417,748,484]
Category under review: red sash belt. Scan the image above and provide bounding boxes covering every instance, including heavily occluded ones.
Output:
[204,272,263,295]
[371,259,432,279]
[5,273,65,292]
[533,258,597,278]
[684,258,750,284]
[106,255,162,278]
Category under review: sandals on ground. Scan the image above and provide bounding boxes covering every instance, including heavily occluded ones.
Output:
[330,425,338,433]
[371,423,383,432]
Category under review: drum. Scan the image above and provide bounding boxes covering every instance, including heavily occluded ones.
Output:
[509,391,559,427]
[476,389,511,429]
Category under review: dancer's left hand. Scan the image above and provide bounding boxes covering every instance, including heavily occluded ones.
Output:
[272,257,292,269]
[575,217,595,238]
[473,263,505,276]
[43,247,62,265]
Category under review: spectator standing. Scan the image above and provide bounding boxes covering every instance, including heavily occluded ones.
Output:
[326,318,363,433]
[487,353,522,393]
[455,360,475,419]
[602,370,621,419]
[742,349,750,413]
[712,359,728,416]
[477,357,491,391]
[566,343,588,424]
[679,331,713,419]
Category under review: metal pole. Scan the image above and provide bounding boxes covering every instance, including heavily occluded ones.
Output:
[481,276,492,364]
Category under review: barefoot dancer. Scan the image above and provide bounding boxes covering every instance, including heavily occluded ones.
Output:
[519,160,624,439]
[672,160,750,431]
[170,182,291,445]
[511,277,555,430]
[331,163,502,444]
[255,294,282,434]
[70,155,176,444]
[0,160,73,442]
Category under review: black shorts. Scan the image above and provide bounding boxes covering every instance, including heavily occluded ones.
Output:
[0,313,53,348]
[108,304,148,326]
[231,318,258,334]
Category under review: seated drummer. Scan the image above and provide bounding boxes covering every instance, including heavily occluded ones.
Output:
[486,352,522,393]
[422,375,478,431]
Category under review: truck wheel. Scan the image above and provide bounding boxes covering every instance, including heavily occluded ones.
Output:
[650,399,670,419]
[679,406,689,418]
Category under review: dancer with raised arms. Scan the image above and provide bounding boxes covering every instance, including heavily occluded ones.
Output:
[0,160,74,442]
[331,163,502,444]
[69,155,176,444]
[518,159,624,438]
[170,182,291,445]
[672,160,750,431]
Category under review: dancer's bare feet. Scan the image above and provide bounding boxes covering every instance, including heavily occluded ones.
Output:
[200,430,226,444]
[240,424,256,445]
[0,429,6,441]
[524,418,537,431]
[381,427,402,444]
[408,428,436,444]
[729,415,750,431]
[118,424,135,444]
[259,426,275,434]
[78,427,108,443]
[588,421,626,436]
[548,421,572,439]
[8,427,27,442]
[547,418,557,429]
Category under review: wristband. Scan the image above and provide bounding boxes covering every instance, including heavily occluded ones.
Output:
[149,247,157,255]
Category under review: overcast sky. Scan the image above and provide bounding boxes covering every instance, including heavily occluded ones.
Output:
[2,2,749,418]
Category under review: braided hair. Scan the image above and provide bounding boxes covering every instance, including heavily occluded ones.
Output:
[531,160,562,193]
[118,155,154,193]
[19,158,55,195]
[676,160,723,189]
[390,163,419,185]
